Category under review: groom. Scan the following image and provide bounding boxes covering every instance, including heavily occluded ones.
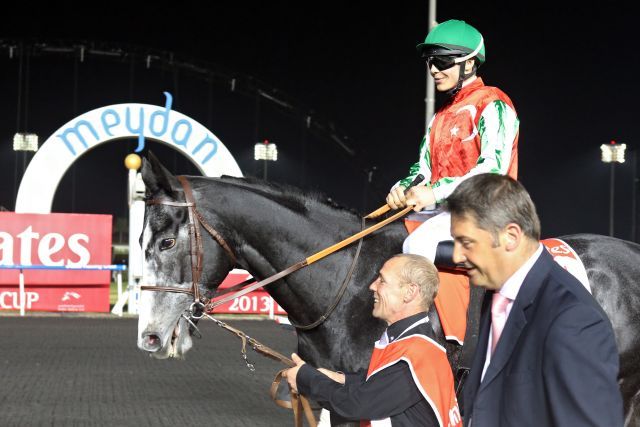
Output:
[284,253,461,426]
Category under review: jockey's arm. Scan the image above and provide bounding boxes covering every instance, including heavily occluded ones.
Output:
[387,134,433,209]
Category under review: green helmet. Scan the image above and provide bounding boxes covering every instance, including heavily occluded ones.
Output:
[417,19,485,64]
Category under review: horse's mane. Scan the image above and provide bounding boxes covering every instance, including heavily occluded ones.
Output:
[199,175,360,217]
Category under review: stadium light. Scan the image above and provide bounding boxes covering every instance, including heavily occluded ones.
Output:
[254,140,278,180]
[600,142,626,163]
[13,132,39,152]
[601,141,627,237]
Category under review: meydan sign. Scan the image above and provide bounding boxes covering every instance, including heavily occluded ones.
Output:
[15,92,243,214]
[9,92,245,315]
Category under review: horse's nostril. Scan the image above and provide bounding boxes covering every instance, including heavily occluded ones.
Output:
[142,333,162,352]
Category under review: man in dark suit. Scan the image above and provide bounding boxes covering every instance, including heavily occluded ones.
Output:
[445,173,623,426]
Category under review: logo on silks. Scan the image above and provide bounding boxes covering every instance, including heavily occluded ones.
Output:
[57,92,218,162]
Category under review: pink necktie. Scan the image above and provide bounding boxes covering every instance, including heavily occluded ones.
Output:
[491,293,511,355]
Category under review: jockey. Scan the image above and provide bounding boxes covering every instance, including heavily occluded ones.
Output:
[386,19,519,266]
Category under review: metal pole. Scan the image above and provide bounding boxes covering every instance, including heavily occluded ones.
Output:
[632,150,637,242]
[263,159,268,181]
[425,0,437,133]
[610,162,615,237]
[363,166,376,213]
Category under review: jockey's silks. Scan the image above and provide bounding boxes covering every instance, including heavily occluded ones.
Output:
[399,77,519,203]
[429,78,518,185]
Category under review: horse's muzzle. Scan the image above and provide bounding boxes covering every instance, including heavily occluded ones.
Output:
[141,332,163,352]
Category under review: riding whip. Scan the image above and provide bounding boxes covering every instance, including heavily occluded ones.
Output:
[364,173,425,219]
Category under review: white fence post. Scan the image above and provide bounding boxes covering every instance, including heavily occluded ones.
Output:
[19,269,25,317]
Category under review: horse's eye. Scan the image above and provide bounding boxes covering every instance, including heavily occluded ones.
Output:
[159,238,176,251]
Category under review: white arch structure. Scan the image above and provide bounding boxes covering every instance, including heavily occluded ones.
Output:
[14,92,244,315]
[15,92,242,213]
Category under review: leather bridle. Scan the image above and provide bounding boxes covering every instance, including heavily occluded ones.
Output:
[141,175,237,317]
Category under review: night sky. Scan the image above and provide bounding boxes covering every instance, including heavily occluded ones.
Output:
[1,1,638,242]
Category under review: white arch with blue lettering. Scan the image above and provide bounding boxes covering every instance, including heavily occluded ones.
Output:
[15,92,242,213]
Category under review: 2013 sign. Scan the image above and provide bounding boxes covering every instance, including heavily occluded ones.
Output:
[210,271,287,316]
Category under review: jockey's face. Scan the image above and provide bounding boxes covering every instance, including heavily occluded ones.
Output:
[450,213,511,290]
[369,257,408,325]
[428,58,475,92]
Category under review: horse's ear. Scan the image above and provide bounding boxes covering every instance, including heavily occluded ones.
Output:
[141,151,179,197]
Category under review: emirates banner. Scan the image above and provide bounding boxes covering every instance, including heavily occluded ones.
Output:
[0,212,112,312]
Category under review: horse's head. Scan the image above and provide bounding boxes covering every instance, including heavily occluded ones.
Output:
[136,153,235,359]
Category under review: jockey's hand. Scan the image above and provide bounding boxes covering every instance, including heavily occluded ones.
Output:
[283,353,306,394]
[318,368,346,384]
[405,186,436,212]
[386,186,408,210]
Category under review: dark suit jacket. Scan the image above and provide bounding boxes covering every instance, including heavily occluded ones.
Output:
[462,249,623,426]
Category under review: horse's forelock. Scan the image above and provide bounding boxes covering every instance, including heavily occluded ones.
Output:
[147,204,187,233]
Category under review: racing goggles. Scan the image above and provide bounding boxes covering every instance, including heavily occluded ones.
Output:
[426,55,462,71]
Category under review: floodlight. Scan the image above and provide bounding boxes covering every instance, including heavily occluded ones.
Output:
[13,132,39,152]
[601,142,626,163]
[254,141,278,161]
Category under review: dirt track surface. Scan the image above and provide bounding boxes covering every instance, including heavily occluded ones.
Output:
[0,315,299,426]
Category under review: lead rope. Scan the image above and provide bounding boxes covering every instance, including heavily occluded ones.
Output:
[188,303,317,427]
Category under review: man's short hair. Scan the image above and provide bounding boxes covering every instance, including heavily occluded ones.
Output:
[445,174,541,241]
[393,254,439,308]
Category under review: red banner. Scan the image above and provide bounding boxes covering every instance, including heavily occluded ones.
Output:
[211,269,287,316]
[0,212,112,285]
[0,285,110,312]
[0,212,112,313]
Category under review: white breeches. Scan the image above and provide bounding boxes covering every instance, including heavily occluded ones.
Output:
[402,211,453,261]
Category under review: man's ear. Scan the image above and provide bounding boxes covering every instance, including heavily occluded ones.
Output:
[502,223,523,251]
[464,58,476,74]
[404,283,419,303]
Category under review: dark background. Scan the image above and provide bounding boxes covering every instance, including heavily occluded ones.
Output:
[0,1,637,241]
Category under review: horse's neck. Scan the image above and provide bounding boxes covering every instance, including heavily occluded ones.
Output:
[201,179,362,277]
